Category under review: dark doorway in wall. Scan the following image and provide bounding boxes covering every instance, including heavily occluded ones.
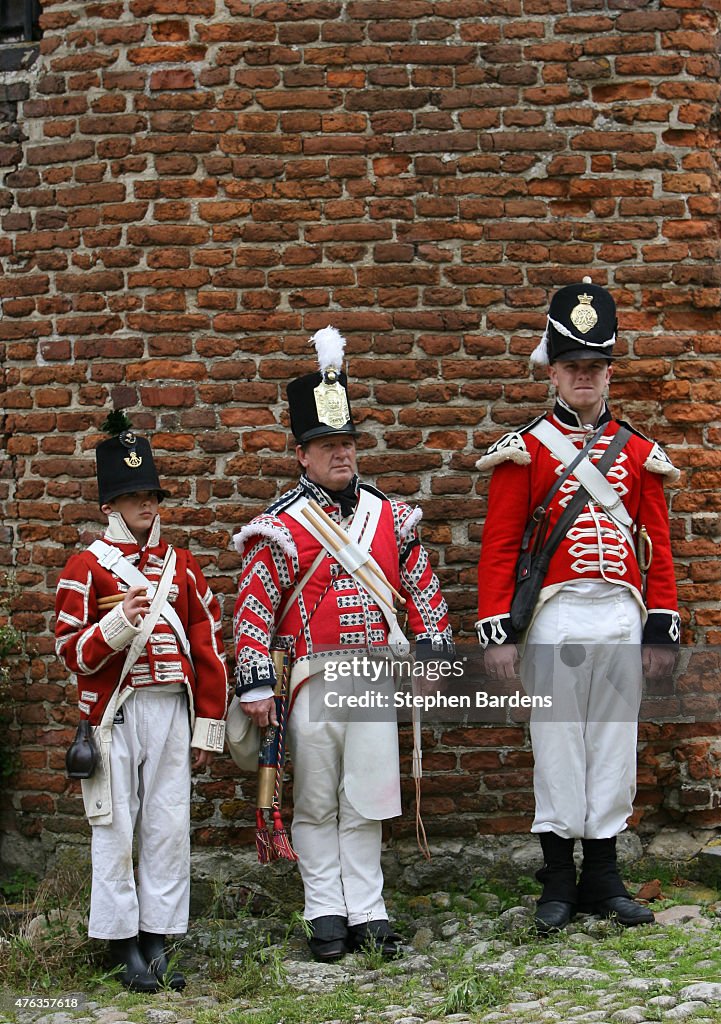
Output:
[0,0,42,44]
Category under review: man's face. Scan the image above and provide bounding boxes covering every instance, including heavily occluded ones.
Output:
[102,491,159,539]
[296,435,357,492]
[549,358,613,420]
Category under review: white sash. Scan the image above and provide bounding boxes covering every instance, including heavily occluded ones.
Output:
[118,547,177,684]
[530,419,634,529]
[283,489,410,657]
[81,547,179,826]
[88,539,191,659]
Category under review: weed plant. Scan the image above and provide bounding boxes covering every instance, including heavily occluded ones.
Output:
[0,572,32,780]
[0,856,108,993]
[443,971,513,1014]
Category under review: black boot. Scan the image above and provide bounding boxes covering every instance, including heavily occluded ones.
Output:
[347,919,403,959]
[138,931,186,990]
[534,832,577,935]
[307,915,348,963]
[577,837,654,926]
[107,937,160,993]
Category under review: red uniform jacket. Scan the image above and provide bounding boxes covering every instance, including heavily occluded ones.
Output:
[476,401,680,648]
[233,476,453,694]
[55,513,228,749]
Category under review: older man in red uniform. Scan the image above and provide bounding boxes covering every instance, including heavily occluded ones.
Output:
[233,327,453,962]
[476,280,679,933]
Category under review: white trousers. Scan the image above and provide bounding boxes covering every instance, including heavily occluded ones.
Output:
[287,683,388,926]
[88,689,191,939]
[522,584,643,840]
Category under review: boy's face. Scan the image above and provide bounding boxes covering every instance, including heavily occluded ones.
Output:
[102,491,160,540]
[549,358,613,420]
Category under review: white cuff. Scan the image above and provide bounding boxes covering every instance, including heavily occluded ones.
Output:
[98,602,140,651]
[191,717,226,752]
[240,686,274,702]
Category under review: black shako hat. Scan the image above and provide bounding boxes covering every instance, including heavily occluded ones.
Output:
[96,430,170,506]
[531,277,617,365]
[287,326,358,444]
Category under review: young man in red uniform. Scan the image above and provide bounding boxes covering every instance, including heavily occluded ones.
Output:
[476,280,679,933]
[55,424,228,990]
[233,327,453,962]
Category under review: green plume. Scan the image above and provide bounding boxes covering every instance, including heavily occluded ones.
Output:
[100,410,133,436]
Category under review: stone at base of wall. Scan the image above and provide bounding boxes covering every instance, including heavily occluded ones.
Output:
[4,827,720,919]
[186,832,649,917]
[646,827,719,862]
[0,830,48,879]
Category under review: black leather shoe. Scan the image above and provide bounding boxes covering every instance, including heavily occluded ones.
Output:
[138,930,186,990]
[307,915,348,962]
[107,937,160,993]
[587,896,655,927]
[347,919,403,959]
[534,900,574,935]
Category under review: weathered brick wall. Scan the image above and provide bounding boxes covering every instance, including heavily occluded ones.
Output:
[1,0,720,872]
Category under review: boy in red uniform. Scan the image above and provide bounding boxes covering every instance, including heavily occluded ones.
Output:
[55,422,228,991]
[476,280,679,934]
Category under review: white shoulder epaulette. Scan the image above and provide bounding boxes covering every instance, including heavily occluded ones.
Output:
[231,514,297,560]
[617,419,680,482]
[398,504,423,542]
[475,414,545,473]
[644,441,680,482]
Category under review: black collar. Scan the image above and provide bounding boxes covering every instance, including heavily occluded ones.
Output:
[551,396,612,431]
[300,474,360,516]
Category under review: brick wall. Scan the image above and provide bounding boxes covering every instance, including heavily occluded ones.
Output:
[1,0,720,871]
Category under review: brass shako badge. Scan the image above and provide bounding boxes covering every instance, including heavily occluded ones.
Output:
[313,368,351,430]
[570,292,598,335]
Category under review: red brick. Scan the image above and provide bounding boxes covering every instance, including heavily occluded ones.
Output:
[2,0,720,852]
[150,68,195,91]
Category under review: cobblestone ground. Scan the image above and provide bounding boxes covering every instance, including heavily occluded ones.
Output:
[4,886,721,1024]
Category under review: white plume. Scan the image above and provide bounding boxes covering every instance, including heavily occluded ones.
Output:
[312,325,347,373]
[530,327,549,366]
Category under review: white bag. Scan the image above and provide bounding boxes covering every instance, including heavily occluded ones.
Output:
[225,696,262,772]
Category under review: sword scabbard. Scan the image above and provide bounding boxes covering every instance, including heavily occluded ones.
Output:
[637,525,653,573]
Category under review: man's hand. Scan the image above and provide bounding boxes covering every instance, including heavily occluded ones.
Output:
[643,645,677,680]
[484,644,519,680]
[414,673,447,698]
[192,748,214,771]
[414,639,455,695]
[122,585,149,622]
[241,696,278,728]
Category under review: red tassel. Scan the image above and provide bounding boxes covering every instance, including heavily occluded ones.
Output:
[270,807,298,861]
[255,808,275,864]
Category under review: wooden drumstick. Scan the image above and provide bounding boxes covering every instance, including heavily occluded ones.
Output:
[307,499,407,606]
[302,506,403,611]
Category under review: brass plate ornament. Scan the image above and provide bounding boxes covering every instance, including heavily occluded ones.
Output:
[124,451,142,469]
[570,292,598,334]
[314,379,350,429]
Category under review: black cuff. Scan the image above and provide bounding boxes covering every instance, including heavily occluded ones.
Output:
[415,635,455,659]
[642,611,681,647]
[235,660,277,696]
[476,615,519,649]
